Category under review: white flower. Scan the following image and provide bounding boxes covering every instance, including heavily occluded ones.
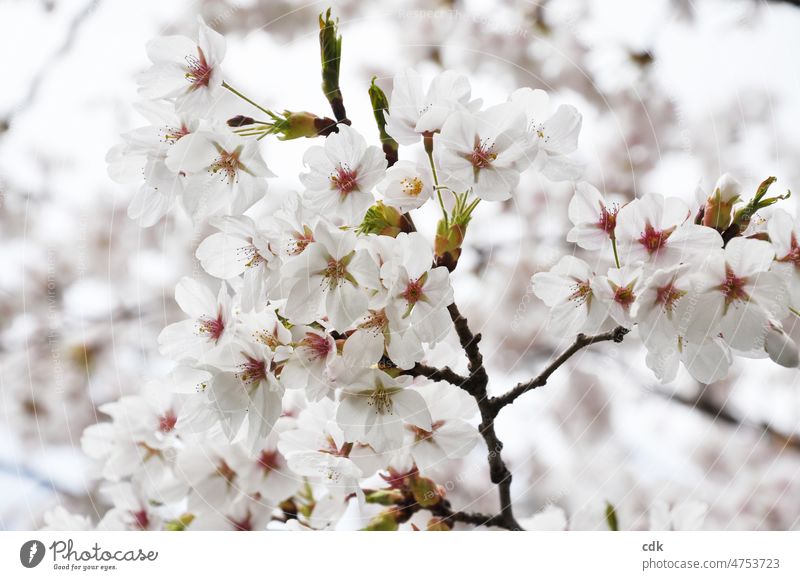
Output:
[282,223,379,331]
[209,339,285,452]
[437,103,533,201]
[300,125,387,224]
[342,307,424,370]
[383,232,454,346]
[278,399,380,498]
[615,192,722,268]
[336,368,431,453]
[567,182,620,250]
[166,129,273,219]
[591,266,643,328]
[238,417,303,505]
[158,277,236,364]
[532,256,608,336]
[384,68,475,145]
[280,326,337,401]
[176,441,250,510]
[764,324,800,368]
[403,381,479,473]
[196,216,280,311]
[137,18,226,115]
[688,237,788,352]
[107,100,197,226]
[97,481,164,531]
[635,264,733,383]
[767,208,800,310]
[510,87,583,181]
[377,160,434,212]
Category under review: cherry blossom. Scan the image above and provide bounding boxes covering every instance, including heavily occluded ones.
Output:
[688,237,788,352]
[336,368,431,453]
[384,68,476,145]
[567,182,620,250]
[437,103,533,201]
[166,129,273,219]
[510,87,584,181]
[137,18,226,115]
[157,277,236,364]
[532,256,609,336]
[615,192,722,268]
[281,223,379,331]
[300,124,387,223]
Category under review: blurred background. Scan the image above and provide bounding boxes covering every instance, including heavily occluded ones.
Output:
[2,0,800,530]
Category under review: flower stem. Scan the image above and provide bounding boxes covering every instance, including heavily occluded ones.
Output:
[424,135,449,228]
[611,237,621,269]
[222,81,272,116]
[790,306,800,319]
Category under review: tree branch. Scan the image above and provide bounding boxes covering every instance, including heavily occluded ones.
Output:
[491,326,629,411]
[406,362,468,386]
[445,302,522,530]
[663,387,800,452]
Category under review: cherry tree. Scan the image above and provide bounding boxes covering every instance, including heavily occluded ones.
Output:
[45,8,800,532]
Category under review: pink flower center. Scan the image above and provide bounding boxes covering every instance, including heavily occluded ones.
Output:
[216,460,237,485]
[159,410,178,433]
[130,509,149,530]
[237,355,267,385]
[598,203,618,237]
[470,139,497,169]
[323,258,348,289]
[258,449,281,474]
[777,234,800,270]
[402,279,425,305]
[360,309,388,334]
[163,124,191,144]
[569,280,592,305]
[655,283,685,312]
[210,147,243,184]
[719,265,749,306]
[638,223,674,255]
[199,311,225,342]
[330,164,358,196]
[288,226,314,256]
[186,47,213,89]
[301,332,333,361]
[613,284,636,308]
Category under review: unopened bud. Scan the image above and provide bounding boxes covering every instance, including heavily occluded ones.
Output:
[362,509,400,531]
[765,326,799,368]
[227,115,256,127]
[409,475,443,508]
[434,220,466,272]
[703,173,741,230]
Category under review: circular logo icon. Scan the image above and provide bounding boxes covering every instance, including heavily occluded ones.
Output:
[20,540,46,568]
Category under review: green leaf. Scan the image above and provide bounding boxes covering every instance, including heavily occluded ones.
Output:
[605,501,619,531]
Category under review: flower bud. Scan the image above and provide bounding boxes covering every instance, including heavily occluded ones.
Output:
[357,201,412,237]
[409,475,443,508]
[765,326,799,368]
[362,509,400,531]
[434,220,466,272]
[703,173,741,230]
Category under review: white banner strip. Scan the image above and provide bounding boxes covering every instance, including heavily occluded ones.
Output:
[1,531,798,578]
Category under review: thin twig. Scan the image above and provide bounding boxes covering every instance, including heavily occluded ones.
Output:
[491,326,629,411]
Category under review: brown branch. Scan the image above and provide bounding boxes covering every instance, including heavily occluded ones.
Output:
[406,363,467,386]
[664,388,800,452]
[445,302,522,530]
[491,326,629,411]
